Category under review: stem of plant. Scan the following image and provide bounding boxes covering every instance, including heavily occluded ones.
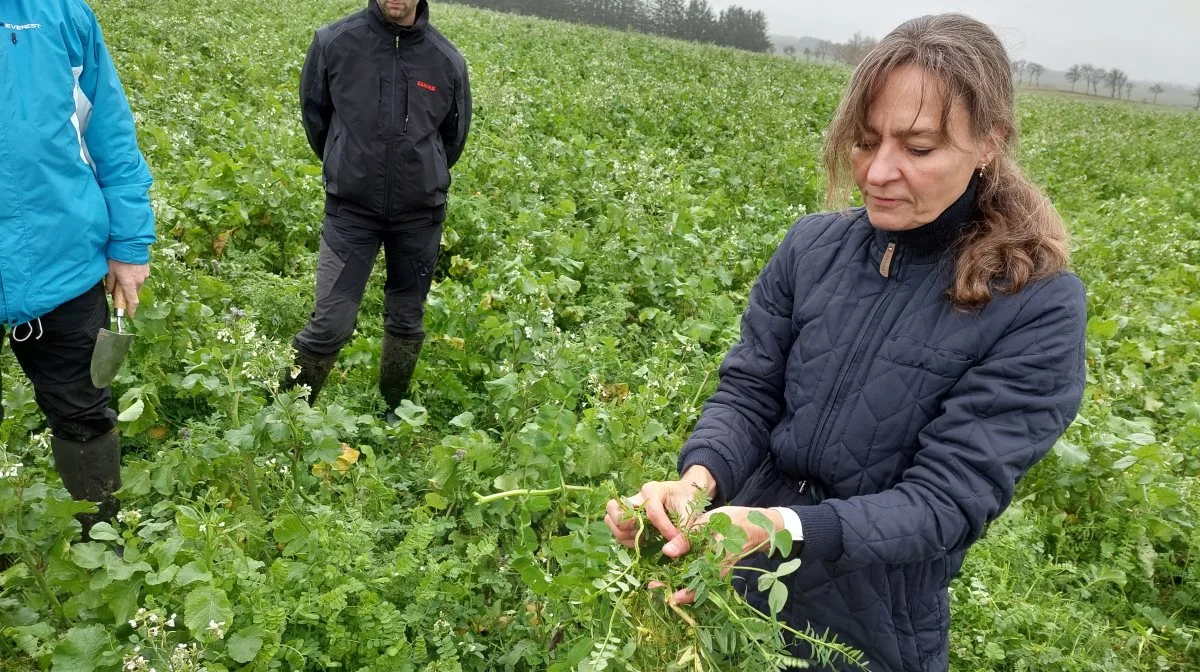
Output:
[242,452,263,514]
[23,552,69,628]
[473,484,590,504]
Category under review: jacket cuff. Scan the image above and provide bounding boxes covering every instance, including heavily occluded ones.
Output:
[793,503,843,561]
[678,447,734,506]
[106,241,151,265]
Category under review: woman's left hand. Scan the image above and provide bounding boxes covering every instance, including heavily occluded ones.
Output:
[654,505,783,606]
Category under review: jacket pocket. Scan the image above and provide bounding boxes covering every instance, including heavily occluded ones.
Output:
[434,140,450,191]
[396,135,446,209]
[407,69,453,134]
[877,335,974,379]
[908,589,950,670]
[323,129,344,185]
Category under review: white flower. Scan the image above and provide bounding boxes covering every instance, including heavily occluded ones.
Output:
[117,508,143,525]
[128,619,138,628]
[166,614,176,628]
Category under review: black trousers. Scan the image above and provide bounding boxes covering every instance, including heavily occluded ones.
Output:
[293,207,443,357]
[0,283,117,442]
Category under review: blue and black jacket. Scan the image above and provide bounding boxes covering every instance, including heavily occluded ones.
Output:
[0,0,154,327]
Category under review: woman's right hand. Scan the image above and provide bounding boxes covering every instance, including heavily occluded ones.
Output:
[604,465,717,558]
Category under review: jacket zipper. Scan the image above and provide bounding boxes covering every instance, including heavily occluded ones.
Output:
[384,36,401,220]
[809,238,902,468]
[880,241,897,278]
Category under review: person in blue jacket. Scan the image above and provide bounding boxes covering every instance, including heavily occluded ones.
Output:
[605,14,1087,671]
[0,0,155,539]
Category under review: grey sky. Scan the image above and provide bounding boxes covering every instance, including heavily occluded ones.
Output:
[707,0,1198,86]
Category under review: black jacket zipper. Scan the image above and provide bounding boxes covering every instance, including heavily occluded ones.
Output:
[384,36,400,220]
[808,239,902,469]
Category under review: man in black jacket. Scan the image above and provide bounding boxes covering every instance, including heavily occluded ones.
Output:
[287,0,471,419]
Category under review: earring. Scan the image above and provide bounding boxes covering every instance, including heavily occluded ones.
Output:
[978,163,988,178]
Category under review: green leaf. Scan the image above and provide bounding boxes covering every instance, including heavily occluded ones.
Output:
[1086,317,1120,340]
[574,444,614,477]
[484,372,519,399]
[183,585,233,637]
[641,420,667,442]
[227,630,264,663]
[1126,432,1157,446]
[493,471,523,492]
[1113,455,1138,470]
[224,425,255,451]
[393,399,428,427]
[757,573,776,592]
[1052,438,1090,467]
[449,411,475,428]
[52,625,116,672]
[71,543,108,570]
[776,558,803,577]
[108,559,153,582]
[774,529,794,557]
[86,522,119,541]
[563,636,593,665]
[102,579,141,626]
[176,561,213,586]
[117,398,145,423]
[767,579,788,617]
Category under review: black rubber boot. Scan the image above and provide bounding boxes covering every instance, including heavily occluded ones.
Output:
[50,430,121,541]
[380,334,424,424]
[281,347,337,404]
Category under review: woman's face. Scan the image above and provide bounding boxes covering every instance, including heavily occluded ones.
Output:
[851,65,994,232]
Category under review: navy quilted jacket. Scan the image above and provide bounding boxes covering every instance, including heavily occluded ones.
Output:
[679,183,1087,671]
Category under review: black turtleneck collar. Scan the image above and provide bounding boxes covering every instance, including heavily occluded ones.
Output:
[367,0,429,42]
[872,174,981,263]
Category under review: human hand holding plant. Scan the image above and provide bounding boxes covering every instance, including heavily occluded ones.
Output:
[605,466,789,605]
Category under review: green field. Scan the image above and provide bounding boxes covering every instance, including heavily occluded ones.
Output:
[2,1,1198,670]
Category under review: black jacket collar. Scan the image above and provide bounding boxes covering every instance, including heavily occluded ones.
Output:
[367,0,430,43]
[871,175,981,265]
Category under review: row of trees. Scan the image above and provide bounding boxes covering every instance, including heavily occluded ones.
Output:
[1011,60,1047,86]
[439,0,771,52]
[778,32,877,66]
[1063,64,1139,101]
[1024,62,1200,109]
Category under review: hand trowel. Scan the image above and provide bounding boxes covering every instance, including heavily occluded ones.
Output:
[90,289,134,388]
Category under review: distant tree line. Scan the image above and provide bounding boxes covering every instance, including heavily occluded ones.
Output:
[1018,61,1195,109]
[777,33,874,66]
[439,0,772,52]
[1061,64,1137,101]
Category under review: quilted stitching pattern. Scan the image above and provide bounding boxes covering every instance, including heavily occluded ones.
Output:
[678,211,1087,671]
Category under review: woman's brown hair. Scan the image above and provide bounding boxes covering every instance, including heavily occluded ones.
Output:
[823,13,1069,310]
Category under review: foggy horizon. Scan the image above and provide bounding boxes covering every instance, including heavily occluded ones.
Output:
[705,0,1198,88]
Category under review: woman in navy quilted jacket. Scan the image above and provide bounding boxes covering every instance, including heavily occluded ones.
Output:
[606,13,1087,672]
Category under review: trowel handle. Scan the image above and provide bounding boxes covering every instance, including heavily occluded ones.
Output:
[113,287,127,332]
[113,287,127,317]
